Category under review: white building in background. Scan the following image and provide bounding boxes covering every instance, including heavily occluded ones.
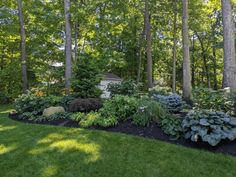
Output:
[98,73,122,98]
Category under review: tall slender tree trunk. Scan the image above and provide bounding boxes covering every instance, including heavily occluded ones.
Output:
[137,21,146,83]
[74,22,79,63]
[195,32,211,88]
[64,0,72,95]
[145,0,153,89]
[172,0,177,93]
[191,35,195,87]
[17,0,28,93]
[182,0,192,102]
[221,0,236,88]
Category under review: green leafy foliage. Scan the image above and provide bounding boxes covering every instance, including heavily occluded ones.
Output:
[152,94,184,113]
[132,99,167,127]
[182,110,236,146]
[72,58,102,98]
[0,92,11,104]
[70,112,86,122]
[193,88,225,111]
[99,95,138,121]
[48,112,71,121]
[161,115,183,139]
[107,80,140,97]
[148,85,172,96]
[79,112,101,128]
[14,92,50,115]
[95,115,118,128]
[60,95,77,111]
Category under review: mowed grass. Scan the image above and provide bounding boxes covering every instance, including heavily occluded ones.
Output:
[0,105,236,177]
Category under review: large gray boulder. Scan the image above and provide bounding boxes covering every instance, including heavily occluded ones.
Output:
[43,106,65,117]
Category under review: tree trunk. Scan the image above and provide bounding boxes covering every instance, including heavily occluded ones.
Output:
[17,0,28,93]
[74,22,79,63]
[172,0,177,93]
[195,32,211,88]
[221,0,236,88]
[137,21,146,83]
[64,0,72,95]
[182,0,192,102]
[191,35,195,87]
[145,0,153,89]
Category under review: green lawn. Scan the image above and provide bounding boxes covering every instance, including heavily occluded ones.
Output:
[0,105,236,177]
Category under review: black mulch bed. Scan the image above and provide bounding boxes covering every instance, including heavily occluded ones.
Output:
[8,113,236,157]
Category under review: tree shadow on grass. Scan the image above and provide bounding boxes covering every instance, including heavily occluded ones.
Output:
[1,110,236,177]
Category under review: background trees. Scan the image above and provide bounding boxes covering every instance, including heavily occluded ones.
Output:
[0,0,236,99]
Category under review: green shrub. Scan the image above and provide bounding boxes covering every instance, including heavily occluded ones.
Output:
[161,115,183,139]
[18,112,48,122]
[100,95,138,121]
[45,95,63,106]
[0,93,11,104]
[95,115,118,128]
[60,95,76,111]
[107,80,140,97]
[152,94,184,113]
[70,112,86,122]
[15,92,50,115]
[68,98,102,113]
[19,112,36,120]
[132,99,167,127]
[48,112,71,121]
[193,87,225,111]
[72,58,102,98]
[79,112,100,128]
[148,85,172,96]
[182,110,236,146]
[224,89,236,116]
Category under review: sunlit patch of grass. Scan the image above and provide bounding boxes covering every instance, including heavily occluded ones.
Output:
[41,165,58,177]
[0,104,14,114]
[0,125,16,132]
[0,106,236,177]
[0,144,17,155]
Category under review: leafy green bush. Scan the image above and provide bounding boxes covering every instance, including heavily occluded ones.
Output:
[132,99,167,127]
[72,59,102,98]
[152,94,184,113]
[100,95,138,121]
[182,110,236,146]
[15,92,50,115]
[60,95,76,111]
[161,115,183,139]
[107,80,140,97]
[224,89,236,116]
[18,112,48,122]
[193,87,225,111]
[0,92,11,104]
[70,112,86,122]
[148,85,172,96]
[79,112,101,128]
[48,112,71,121]
[95,115,118,128]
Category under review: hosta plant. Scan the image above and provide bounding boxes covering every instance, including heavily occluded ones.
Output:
[161,115,183,139]
[152,94,184,113]
[182,110,236,146]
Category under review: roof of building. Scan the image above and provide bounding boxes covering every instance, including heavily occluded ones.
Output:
[102,73,122,81]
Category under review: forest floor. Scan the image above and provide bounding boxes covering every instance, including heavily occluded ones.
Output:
[1,105,236,177]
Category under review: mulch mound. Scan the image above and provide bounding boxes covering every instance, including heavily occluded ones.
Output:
[8,113,236,157]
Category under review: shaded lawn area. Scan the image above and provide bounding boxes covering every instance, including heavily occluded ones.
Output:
[0,105,236,177]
